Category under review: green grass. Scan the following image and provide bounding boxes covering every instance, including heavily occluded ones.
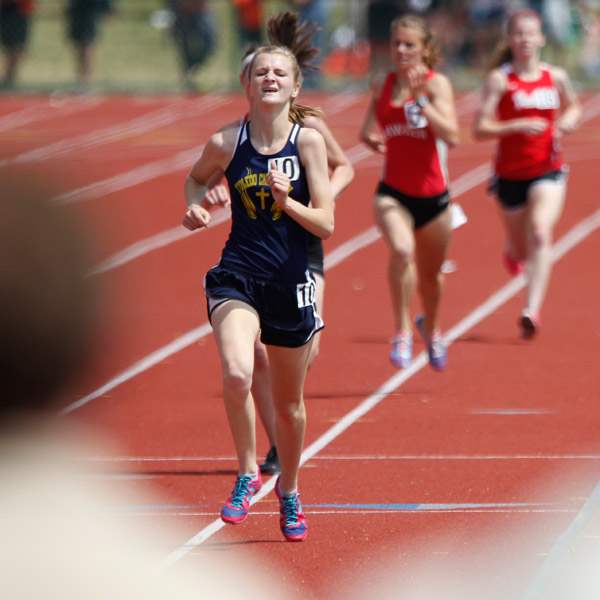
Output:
[13,1,599,94]
[17,0,251,93]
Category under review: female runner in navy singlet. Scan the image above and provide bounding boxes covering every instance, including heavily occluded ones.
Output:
[182,45,333,542]
[202,12,354,476]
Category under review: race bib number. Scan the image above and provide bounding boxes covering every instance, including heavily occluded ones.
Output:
[296,280,316,308]
[404,102,428,129]
[268,156,300,181]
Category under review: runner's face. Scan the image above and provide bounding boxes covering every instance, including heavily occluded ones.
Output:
[248,52,299,105]
[508,16,545,61]
[390,26,425,71]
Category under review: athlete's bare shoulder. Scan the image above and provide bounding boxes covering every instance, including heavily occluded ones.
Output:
[428,71,454,95]
[547,63,568,86]
[487,67,508,90]
[206,118,245,160]
[301,114,325,133]
[297,125,325,148]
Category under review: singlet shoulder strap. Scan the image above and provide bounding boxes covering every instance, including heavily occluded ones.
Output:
[234,117,248,150]
[289,122,301,145]
[224,118,248,173]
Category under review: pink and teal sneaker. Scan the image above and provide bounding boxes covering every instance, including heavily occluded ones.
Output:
[220,471,262,524]
[276,478,308,542]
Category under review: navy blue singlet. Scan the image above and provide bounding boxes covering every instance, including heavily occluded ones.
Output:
[220,120,311,284]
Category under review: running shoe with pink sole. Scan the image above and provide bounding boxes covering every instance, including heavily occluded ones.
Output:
[275,478,308,542]
[220,471,262,524]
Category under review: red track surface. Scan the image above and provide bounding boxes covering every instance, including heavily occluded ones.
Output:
[3,91,599,598]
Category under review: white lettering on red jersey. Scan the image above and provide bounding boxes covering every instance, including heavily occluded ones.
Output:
[495,64,562,180]
[375,72,448,197]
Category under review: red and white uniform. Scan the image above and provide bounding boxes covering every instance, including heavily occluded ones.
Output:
[375,71,448,197]
[495,63,562,180]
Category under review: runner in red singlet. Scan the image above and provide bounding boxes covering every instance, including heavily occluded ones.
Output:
[360,14,459,371]
[473,9,581,338]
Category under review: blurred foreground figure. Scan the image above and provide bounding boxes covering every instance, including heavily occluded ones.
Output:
[0,172,291,599]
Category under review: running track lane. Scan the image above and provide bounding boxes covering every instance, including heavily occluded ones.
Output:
[23,94,600,596]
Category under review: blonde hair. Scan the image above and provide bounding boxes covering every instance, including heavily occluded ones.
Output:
[248,45,322,124]
[390,14,440,69]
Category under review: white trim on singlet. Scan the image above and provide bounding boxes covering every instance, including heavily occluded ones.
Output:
[435,138,449,189]
[290,123,300,145]
[223,118,247,172]
[238,119,249,147]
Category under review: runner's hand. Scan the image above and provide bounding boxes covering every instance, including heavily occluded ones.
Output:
[407,64,429,98]
[183,203,211,230]
[363,133,386,154]
[203,184,231,208]
[268,167,291,209]
[514,118,548,135]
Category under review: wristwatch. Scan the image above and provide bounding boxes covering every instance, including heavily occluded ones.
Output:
[415,95,429,109]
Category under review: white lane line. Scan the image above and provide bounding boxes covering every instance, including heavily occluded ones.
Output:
[55,146,202,206]
[64,94,600,412]
[0,96,104,133]
[315,454,600,461]
[85,156,489,276]
[159,207,600,568]
[61,323,212,414]
[88,203,230,276]
[523,479,600,600]
[54,93,361,212]
[123,509,579,518]
[0,96,228,167]
[76,453,600,462]
[86,148,370,275]
[470,408,554,415]
[63,157,490,414]
[86,95,483,276]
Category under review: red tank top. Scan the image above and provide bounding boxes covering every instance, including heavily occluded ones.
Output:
[375,72,448,197]
[495,64,562,180]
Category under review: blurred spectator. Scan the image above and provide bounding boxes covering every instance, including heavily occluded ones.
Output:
[291,0,330,88]
[366,0,402,79]
[579,0,600,76]
[464,0,508,70]
[233,0,263,49]
[169,0,215,92]
[65,0,112,89]
[0,170,293,600]
[0,0,34,89]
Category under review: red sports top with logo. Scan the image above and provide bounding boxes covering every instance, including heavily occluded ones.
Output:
[495,63,562,180]
[375,71,448,197]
